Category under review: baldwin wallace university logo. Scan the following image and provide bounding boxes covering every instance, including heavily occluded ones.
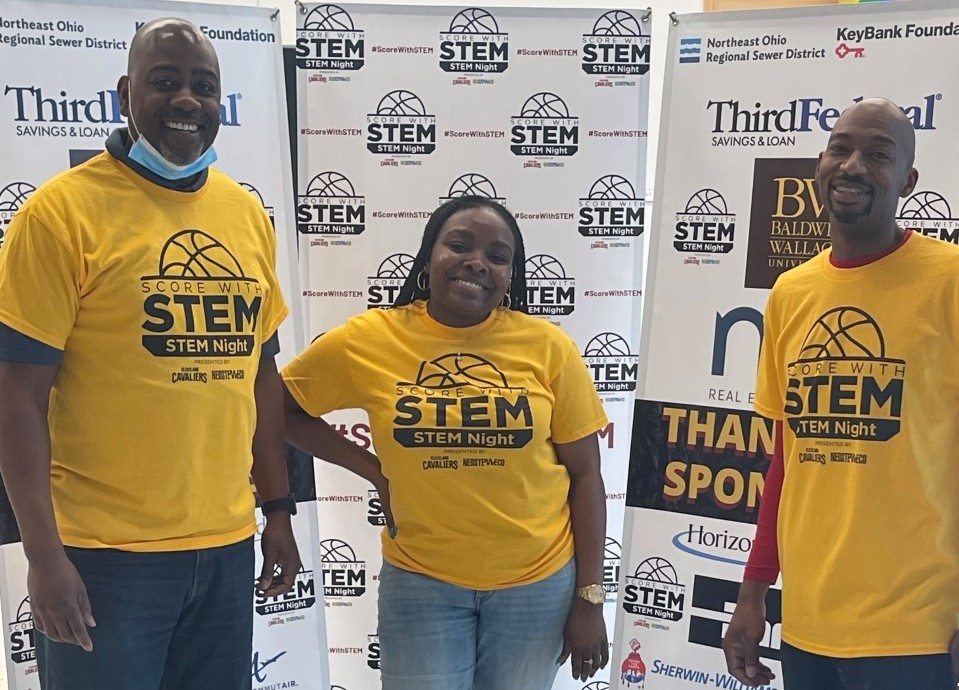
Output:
[295,3,364,71]
[296,171,366,235]
[578,175,644,237]
[439,8,508,74]
[367,253,415,309]
[367,90,437,155]
[582,10,651,75]
[0,181,36,249]
[674,189,736,262]
[897,190,959,244]
[510,93,579,157]
[439,173,506,206]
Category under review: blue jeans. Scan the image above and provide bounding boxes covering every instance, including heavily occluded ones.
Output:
[781,642,954,690]
[377,559,575,690]
[37,538,254,690]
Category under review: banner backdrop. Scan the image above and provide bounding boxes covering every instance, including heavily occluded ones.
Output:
[0,1,328,688]
[613,1,959,688]
[294,4,650,688]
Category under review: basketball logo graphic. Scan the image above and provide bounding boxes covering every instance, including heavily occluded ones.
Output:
[897,190,959,245]
[376,253,415,278]
[321,538,359,563]
[635,557,678,583]
[591,10,641,36]
[0,182,36,248]
[296,4,364,71]
[320,538,366,598]
[303,4,354,31]
[799,307,884,360]
[520,92,570,118]
[376,90,427,117]
[675,189,736,256]
[604,537,622,595]
[448,173,499,199]
[579,176,644,238]
[298,172,366,236]
[685,189,728,215]
[583,333,639,393]
[588,175,637,200]
[410,353,511,389]
[306,171,357,198]
[8,597,34,665]
[582,10,650,75]
[440,8,508,74]
[622,556,686,622]
[526,254,567,279]
[156,230,245,279]
[448,8,499,33]
[585,333,631,357]
[14,598,30,624]
[582,682,610,690]
[525,254,576,317]
[511,93,579,158]
[368,91,437,155]
[367,253,415,308]
[240,182,267,207]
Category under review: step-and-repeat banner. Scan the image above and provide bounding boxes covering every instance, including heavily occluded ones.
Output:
[294,4,650,688]
[0,1,328,688]
[613,1,958,688]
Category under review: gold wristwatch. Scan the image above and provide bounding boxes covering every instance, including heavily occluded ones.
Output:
[576,583,606,605]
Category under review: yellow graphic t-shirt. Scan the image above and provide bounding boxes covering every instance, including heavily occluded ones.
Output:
[755,232,959,657]
[283,301,608,589]
[0,153,287,551]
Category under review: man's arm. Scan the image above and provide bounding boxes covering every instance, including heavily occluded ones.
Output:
[0,361,94,650]
[250,355,302,597]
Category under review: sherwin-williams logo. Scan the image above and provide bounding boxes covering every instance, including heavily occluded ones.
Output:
[254,571,317,615]
[578,175,644,237]
[7,597,34,664]
[393,354,533,449]
[320,538,366,597]
[367,253,414,309]
[785,307,904,441]
[583,333,638,392]
[240,182,275,227]
[622,556,686,623]
[439,9,508,73]
[526,254,575,316]
[674,189,736,256]
[295,4,364,71]
[296,172,365,235]
[140,231,262,358]
[897,190,959,244]
[367,634,380,669]
[582,11,650,75]
[367,90,437,155]
[510,93,579,157]
[0,181,35,248]
[439,173,506,206]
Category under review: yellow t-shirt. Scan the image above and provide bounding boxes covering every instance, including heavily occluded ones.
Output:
[755,232,959,657]
[0,153,287,551]
[283,301,608,589]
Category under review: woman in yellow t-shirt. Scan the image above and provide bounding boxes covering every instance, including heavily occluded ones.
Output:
[282,196,610,690]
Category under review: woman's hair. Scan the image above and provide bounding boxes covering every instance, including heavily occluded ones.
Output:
[393,195,528,312]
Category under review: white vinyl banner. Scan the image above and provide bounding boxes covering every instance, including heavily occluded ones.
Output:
[0,1,328,689]
[294,4,650,689]
[614,1,959,688]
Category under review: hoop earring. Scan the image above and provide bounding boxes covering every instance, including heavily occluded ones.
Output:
[502,292,512,309]
[416,269,430,293]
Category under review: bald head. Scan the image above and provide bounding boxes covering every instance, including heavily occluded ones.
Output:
[835,98,916,167]
[128,18,217,75]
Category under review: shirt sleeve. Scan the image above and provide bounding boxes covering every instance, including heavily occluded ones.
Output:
[260,331,280,360]
[754,289,784,420]
[0,206,80,349]
[0,322,63,364]
[549,335,609,444]
[256,211,289,349]
[743,421,782,584]
[281,322,363,417]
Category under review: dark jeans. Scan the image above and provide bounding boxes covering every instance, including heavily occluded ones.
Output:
[781,641,954,690]
[37,538,254,690]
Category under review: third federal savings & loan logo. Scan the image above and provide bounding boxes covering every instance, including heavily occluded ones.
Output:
[622,556,686,623]
[439,8,508,74]
[367,252,415,309]
[525,254,575,316]
[367,90,437,155]
[439,172,506,206]
[897,189,959,244]
[674,189,736,259]
[578,175,644,237]
[296,171,366,235]
[582,10,651,75]
[320,538,367,598]
[0,181,35,249]
[295,4,364,71]
[583,333,639,393]
[510,92,579,157]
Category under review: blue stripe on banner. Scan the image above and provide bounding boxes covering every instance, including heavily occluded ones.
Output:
[679,57,700,63]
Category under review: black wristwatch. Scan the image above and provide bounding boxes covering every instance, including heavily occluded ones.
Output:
[260,493,297,516]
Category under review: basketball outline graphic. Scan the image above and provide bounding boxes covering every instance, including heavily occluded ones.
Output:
[526,254,568,279]
[590,10,642,37]
[797,306,886,360]
[633,556,679,584]
[320,538,360,564]
[14,597,31,624]
[150,230,247,280]
[684,189,728,215]
[588,175,637,200]
[448,7,500,34]
[585,333,632,357]
[239,182,268,209]
[898,190,952,220]
[303,4,355,31]
[375,90,428,117]
[305,171,358,198]
[375,253,415,279]
[519,92,571,118]
[447,173,500,199]
[605,537,622,562]
[0,182,36,247]
[582,682,610,690]
[406,352,513,389]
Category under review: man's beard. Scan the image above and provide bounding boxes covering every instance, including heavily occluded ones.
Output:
[158,138,205,166]
[830,199,873,225]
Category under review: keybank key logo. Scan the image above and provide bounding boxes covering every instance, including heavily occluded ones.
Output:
[510,93,579,157]
[296,171,365,235]
[526,254,575,316]
[320,538,366,597]
[439,173,506,206]
[582,11,651,75]
[897,190,959,244]
[367,90,437,155]
[674,189,736,256]
[7,597,34,665]
[583,333,639,392]
[786,308,904,442]
[0,181,36,249]
[439,9,509,73]
[622,556,686,623]
[578,175,644,237]
[367,253,415,309]
[296,4,364,71]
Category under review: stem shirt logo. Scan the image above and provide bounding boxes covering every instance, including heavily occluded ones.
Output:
[898,190,959,244]
[367,253,414,309]
[604,537,622,599]
[297,172,365,235]
[582,11,651,76]
[439,9,508,74]
[367,634,380,669]
[622,556,686,624]
[140,231,262,360]
[583,333,638,393]
[510,93,579,157]
[0,181,35,249]
[526,254,575,316]
[578,175,644,237]
[393,354,533,449]
[296,4,364,71]
[240,182,275,228]
[320,538,366,598]
[439,173,506,206]
[7,597,34,665]
[786,308,904,443]
[254,571,316,617]
[367,90,437,155]
[689,575,781,660]
[675,189,736,261]
[673,523,752,566]
[367,489,386,526]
